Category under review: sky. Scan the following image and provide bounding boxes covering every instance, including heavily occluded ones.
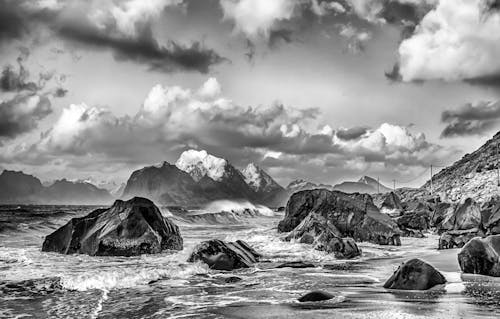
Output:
[1,0,500,188]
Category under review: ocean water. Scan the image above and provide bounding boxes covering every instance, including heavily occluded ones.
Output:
[1,203,500,319]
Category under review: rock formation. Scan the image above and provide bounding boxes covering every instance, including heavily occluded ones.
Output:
[187,239,261,270]
[42,197,183,256]
[458,235,500,277]
[383,258,446,290]
[278,189,401,246]
[284,212,361,259]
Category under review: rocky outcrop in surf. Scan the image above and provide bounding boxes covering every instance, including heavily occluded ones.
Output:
[42,197,183,256]
[187,239,261,270]
[458,235,500,277]
[383,258,446,290]
[284,212,361,259]
[278,189,401,246]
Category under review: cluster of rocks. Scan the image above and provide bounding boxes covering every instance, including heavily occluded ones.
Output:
[278,189,402,259]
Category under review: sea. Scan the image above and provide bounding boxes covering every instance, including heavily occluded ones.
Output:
[1,200,500,319]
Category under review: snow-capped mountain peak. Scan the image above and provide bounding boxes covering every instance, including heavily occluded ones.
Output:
[242,163,263,190]
[175,149,228,182]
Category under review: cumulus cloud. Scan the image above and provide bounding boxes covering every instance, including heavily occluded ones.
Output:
[220,0,298,39]
[441,101,500,137]
[393,0,500,83]
[8,77,448,173]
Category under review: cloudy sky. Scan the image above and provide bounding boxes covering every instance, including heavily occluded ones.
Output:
[1,0,500,188]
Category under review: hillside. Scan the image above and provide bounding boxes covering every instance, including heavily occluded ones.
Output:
[422,131,500,202]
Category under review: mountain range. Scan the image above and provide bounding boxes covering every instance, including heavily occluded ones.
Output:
[0,171,113,205]
[5,130,499,206]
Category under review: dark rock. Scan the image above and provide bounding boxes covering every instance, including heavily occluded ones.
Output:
[431,202,453,228]
[298,290,335,302]
[42,197,183,256]
[439,198,481,232]
[381,192,403,211]
[458,235,500,277]
[187,239,260,270]
[278,189,401,246]
[439,229,482,249]
[383,258,446,290]
[276,261,316,268]
[284,212,361,259]
[224,276,243,283]
[481,198,500,235]
[401,228,425,238]
[395,210,430,232]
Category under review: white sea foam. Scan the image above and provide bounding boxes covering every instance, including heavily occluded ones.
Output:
[203,200,274,217]
[60,262,209,291]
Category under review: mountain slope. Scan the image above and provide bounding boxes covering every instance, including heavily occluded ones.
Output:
[423,131,500,202]
[0,170,113,204]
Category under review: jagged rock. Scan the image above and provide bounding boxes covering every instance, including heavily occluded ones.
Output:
[438,229,482,249]
[481,198,500,235]
[187,239,261,270]
[276,261,316,268]
[42,197,183,256]
[439,198,481,232]
[395,210,430,232]
[458,235,500,277]
[431,202,453,228]
[298,291,335,302]
[381,192,403,211]
[284,212,361,258]
[278,189,401,246]
[383,258,446,290]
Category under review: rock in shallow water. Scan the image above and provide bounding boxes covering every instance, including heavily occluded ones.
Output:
[42,197,183,256]
[383,258,446,290]
[458,235,500,277]
[284,212,361,259]
[278,189,401,246]
[187,239,261,270]
[298,291,335,302]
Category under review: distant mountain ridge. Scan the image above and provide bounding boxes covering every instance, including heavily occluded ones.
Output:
[0,171,113,204]
[333,176,391,194]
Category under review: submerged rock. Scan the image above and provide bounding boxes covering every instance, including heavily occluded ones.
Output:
[439,229,482,250]
[42,197,183,256]
[278,189,401,246]
[187,239,261,270]
[284,212,361,259]
[276,261,315,268]
[458,235,500,277]
[298,290,335,302]
[383,258,446,290]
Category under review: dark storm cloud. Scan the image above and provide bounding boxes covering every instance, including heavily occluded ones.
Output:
[336,126,368,140]
[57,22,226,74]
[0,94,52,139]
[440,101,500,138]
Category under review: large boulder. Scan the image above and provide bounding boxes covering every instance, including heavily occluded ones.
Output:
[458,235,500,277]
[285,212,361,259]
[187,239,261,270]
[438,229,482,249]
[395,210,430,233]
[431,202,453,228]
[481,198,500,235]
[42,197,183,256]
[278,189,401,246]
[383,258,446,290]
[381,192,403,211]
[439,198,481,232]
